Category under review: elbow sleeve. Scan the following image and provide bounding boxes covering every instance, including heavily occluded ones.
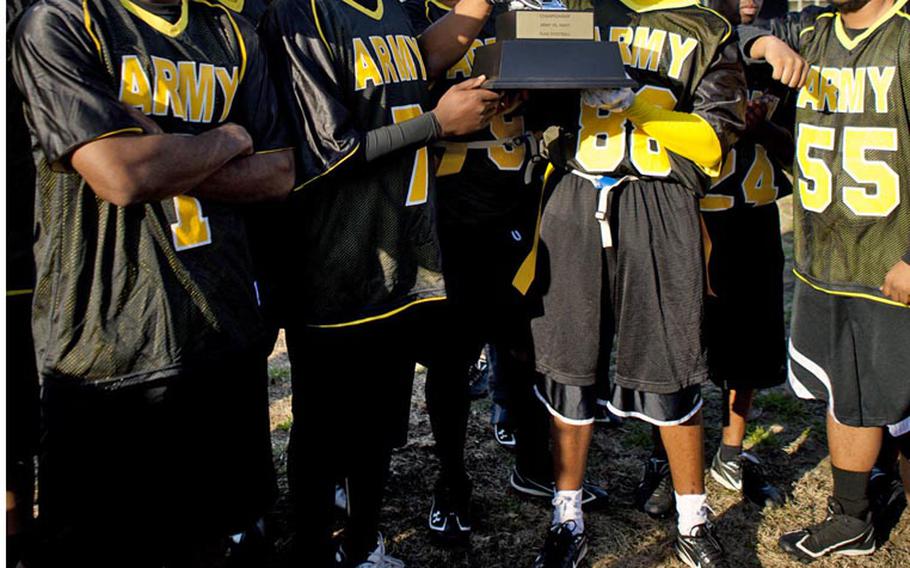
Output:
[624,98,724,177]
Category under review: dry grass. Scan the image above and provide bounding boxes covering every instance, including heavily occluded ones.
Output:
[262,200,909,567]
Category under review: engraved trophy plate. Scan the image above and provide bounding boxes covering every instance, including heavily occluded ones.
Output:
[471,10,634,90]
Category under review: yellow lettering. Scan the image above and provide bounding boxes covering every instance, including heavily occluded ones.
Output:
[369,36,399,84]
[796,66,821,110]
[353,38,383,90]
[405,37,427,80]
[446,38,483,80]
[215,66,240,122]
[118,55,152,114]
[631,27,666,72]
[178,61,216,123]
[667,33,698,80]
[389,35,417,81]
[152,56,185,119]
[836,67,865,114]
[819,67,840,113]
[868,66,895,113]
[609,27,633,65]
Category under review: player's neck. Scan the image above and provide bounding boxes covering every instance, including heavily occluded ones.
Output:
[840,0,895,30]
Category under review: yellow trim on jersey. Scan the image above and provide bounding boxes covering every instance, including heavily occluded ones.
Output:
[96,127,145,140]
[255,146,294,155]
[898,9,910,20]
[694,5,732,43]
[834,0,908,50]
[293,142,362,191]
[6,289,34,297]
[799,11,835,38]
[312,0,333,55]
[215,0,244,12]
[83,0,103,57]
[512,163,555,295]
[120,0,189,37]
[427,0,452,14]
[794,270,910,309]
[340,0,384,21]
[308,296,446,328]
[617,0,699,14]
[194,0,248,80]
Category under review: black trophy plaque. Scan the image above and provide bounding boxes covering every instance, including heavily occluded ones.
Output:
[471,10,634,90]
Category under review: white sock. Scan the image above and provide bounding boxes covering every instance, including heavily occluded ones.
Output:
[552,489,584,534]
[675,492,708,537]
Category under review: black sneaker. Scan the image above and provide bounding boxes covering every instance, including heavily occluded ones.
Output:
[531,522,588,568]
[710,450,785,507]
[778,497,875,562]
[226,518,271,568]
[509,467,609,511]
[869,466,906,520]
[635,457,674,519]
[467,357,490,400]
[494,423,518,450]
[428,481,472,546]
[676,522,727,568]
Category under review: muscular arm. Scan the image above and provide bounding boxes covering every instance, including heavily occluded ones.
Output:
[70,125,251,207]
[418,0,492,79]
[193,149,295,203]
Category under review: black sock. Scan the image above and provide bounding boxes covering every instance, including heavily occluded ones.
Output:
[832,465,871,519]
[720,443,742,463]
[651,426,667,461]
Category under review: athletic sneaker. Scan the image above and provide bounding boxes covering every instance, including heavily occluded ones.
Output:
[869,466,906,521]
[635,457,674,519]
[509,467,609,510]
[467,357,490,400]
[494,423,518,450]
[676,522,727,568]
[709,450,784,507]
[427,480,472,546]
[339,533,405,568]
[778,497,875,562]
[531,521,588,568]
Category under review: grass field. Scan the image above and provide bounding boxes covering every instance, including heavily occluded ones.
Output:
[262,197,909,567]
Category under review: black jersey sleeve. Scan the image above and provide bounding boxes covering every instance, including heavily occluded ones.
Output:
[228,15,290,152]
[11,2,143,171]
[261,0,362,189]
[692,39,747,159]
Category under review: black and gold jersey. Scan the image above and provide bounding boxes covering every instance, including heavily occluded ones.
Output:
[6,0,37,297]
[756,1,910,303]
[261,0,446,327]
[403,0,532,226]
[541,0,746,195]
[214,0,268,23]
[12,0,287,386]
[700,61,795,211]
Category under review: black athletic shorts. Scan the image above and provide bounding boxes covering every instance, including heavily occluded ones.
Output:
[703,204,786,391]
[38,354,276,567]
[530,171,708,394]
[788,279,910,431]
[534,375,703,426]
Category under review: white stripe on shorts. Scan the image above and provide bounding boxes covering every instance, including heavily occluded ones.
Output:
[788,339,841,423]
[605,398,703,428]
[533,385,595,426]
[888,416,910,438]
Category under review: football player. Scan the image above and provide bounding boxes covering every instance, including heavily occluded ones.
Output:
[260,0,503,565]
[11,0,294,565]
[402,0,581,546]
[740,0,910,561]
[521,0,746,565]
[635,0,791,518]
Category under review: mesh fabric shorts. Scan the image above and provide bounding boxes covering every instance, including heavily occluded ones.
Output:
[530,171,708,394]
[788,279,910,432]
[703,204,786,391]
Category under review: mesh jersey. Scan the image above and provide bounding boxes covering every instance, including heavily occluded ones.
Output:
[261,0,445,326]
[760,2,910,300]
[403,0,532,226]
[6,0,37,295]
[12,0,287,385]
[700,60,795,211]
[540,0,745,195]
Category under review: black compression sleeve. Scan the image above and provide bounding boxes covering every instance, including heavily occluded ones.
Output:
[363,112,442,162]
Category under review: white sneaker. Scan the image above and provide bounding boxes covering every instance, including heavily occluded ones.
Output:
[355,534,405,568]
